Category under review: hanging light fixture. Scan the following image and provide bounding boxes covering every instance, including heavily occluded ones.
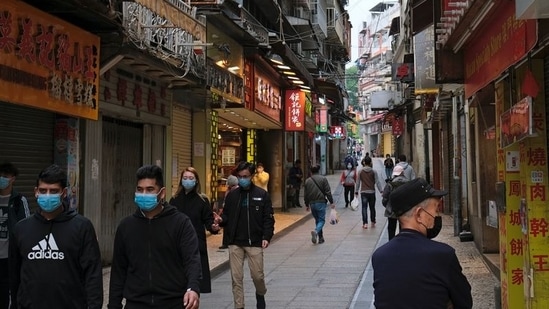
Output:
[267,53,284,65]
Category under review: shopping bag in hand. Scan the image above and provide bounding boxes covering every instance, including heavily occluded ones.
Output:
[350,198,359,211]
[329,208,339,225]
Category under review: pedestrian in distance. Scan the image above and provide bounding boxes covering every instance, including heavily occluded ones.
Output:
[288,159,303,207]
[383,154,394,180]
[372,177,472,309]
[9,164,103,309]
[304,164,335,244]
[340,161,357,208]
[216,161,275,309]
[252,162,269,192]
[0,162,30,309]
[170,166,220,294]
[381,165,408,240]
[355,156,384,229]
[396,154,416,180]
[108,165,201,309]
[219,175,238,250]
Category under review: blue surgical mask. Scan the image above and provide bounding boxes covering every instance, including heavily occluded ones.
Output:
[238,178,251,188]
[182,179,196,190]
[0,177,10,190]
[134,192,159,211]
[37,194,62,212]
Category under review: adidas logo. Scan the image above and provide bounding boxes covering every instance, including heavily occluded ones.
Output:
[27,233,65,260]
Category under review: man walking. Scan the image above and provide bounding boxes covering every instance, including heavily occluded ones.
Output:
[372,178,472,309]
[9,164,103,309]
[108,165,201,309]
[304,165,335,244]
[0,162,30,309]
[355,157,384,229]
[288,159,303,207]
[217,162,275,309]
[396,154,416,180]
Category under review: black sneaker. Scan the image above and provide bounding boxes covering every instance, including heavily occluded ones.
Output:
[318,237,325,244]
[256,293,266,309]
[311,231,317,244]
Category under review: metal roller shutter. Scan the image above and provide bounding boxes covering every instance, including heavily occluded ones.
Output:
[0,103,55,208]
[171,105,192,192]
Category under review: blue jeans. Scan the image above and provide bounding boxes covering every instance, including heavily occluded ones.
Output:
[310,202,327,237]
[360,192,376,224]
[385,168,393,180]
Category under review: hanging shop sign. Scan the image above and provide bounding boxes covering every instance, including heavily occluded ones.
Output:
[285,89,305,131]
[500,96,532,148]
[464,1,536,99]
[329,126,346,139]
[414,25,438,95]
[316,108,328,133]
[0,0,100,120]
[392,117,404,136]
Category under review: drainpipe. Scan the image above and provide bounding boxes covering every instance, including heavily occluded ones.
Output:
[452,95,461,236]
[464,97,475,235]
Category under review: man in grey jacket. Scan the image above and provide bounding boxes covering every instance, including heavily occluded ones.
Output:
[396,154,416,180]
[304,165,334,244]
[355,157,384,229]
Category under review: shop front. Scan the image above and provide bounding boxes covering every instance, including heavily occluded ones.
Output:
[0,0,99,212]
[213,57,285,208]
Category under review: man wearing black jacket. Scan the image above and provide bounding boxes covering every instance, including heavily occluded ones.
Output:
[0,162,30,309]
[9,164,103,309]
[108,165,201,309]
[217,161,275,309]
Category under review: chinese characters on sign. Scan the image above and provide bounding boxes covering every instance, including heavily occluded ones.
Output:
[285,90,305,131]
[0,0,100,119]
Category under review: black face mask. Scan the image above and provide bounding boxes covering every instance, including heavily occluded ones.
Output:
[420,209,442,239]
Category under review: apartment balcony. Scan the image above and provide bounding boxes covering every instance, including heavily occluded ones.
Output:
[191,0,268,47]
[286,5,322,52]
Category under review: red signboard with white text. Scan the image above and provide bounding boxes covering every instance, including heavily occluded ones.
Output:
[464,1,537,99]
[285,90,305,131]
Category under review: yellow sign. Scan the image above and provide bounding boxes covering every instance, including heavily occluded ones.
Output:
[0,0,100,120]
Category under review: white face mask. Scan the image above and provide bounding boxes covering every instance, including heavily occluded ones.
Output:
[347,164,352,169]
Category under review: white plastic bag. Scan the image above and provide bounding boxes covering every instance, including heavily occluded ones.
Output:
[350,198,359,211]
[329,208,339,225]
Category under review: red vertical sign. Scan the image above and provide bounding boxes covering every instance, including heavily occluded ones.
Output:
[285,90,305,131]
[392,117,404,136]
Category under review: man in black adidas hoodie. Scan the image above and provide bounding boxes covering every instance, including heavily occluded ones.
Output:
[9,164,103,309]
[108,165,201,309]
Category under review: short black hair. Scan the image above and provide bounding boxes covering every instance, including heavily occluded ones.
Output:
[37,164,67,187]
[398,154,407,162]
[136,165,164,188]
[0,162,18,177]
[362,157,372,166]
[235,161,255,175]
[294,159,301,165]
[311,165,320,173]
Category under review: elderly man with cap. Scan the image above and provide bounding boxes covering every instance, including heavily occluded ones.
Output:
[372,178,472,309]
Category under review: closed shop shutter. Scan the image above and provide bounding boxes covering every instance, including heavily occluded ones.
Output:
[0,103,55,207]
[171,105,192,192]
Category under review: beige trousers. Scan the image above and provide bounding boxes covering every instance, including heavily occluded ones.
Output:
[229,245,267,308]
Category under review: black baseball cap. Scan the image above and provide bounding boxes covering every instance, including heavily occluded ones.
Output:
[389,178,448,216]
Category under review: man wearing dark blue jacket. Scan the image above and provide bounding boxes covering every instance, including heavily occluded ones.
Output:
[217,161,275,309]
[372,178,472,309]
[108,165,201,309]
[9,164,103,309]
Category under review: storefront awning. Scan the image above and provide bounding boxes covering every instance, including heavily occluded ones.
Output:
[364,113,385,124]
[271,42,314,86]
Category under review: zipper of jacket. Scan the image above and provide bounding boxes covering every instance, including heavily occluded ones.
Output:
[246,192,251,245]
[148,218,154,305]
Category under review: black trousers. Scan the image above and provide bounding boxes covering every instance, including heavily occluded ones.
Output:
[387,218,400,240]
[0,258,9,309]
[343,185,355,204]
